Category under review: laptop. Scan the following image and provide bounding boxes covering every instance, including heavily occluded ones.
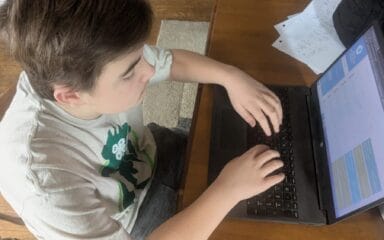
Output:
[208,22,384,225]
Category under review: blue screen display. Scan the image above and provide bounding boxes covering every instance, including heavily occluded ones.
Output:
[316,26,384,218]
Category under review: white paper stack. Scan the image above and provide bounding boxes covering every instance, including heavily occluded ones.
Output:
[272,0,345,74]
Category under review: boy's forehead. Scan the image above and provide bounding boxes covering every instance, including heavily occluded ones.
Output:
[111,45,144,64]
[103,46,144,73]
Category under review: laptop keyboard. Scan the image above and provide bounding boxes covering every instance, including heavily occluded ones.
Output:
[246,88,299,219]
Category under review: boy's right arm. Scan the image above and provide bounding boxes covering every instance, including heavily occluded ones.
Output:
[148,144,285,240]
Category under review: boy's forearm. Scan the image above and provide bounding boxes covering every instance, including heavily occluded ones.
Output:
[147,181,238,240]
[170,49,240,87]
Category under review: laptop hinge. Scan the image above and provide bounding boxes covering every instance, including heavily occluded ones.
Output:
[306,91,327,212]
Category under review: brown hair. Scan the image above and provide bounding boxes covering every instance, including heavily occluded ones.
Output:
[0,0,153,100]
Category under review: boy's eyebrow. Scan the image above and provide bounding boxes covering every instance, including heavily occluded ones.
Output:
[120,57,141,77]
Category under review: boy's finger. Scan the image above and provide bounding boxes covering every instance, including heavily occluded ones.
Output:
[260,159,284,177]
[263,173,285,188]
[247,144,270,157]
[253,149,280,167]
[267,111,280,134]
[253,108,271,136]
[236,105,256,127]
[249,99,278,134]
[264,89,281,106]
[263,93,283,127]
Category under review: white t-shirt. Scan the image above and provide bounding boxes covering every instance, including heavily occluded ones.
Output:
[0,45,172,239]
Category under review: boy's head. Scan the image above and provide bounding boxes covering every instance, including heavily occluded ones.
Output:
[0,0,153,101]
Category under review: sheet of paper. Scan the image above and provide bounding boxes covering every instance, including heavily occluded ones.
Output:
[274,18,293,35]
[272,0,345,74]
[287,13,300,19]
[272,37,322,74]
[299,0,343,40]
[274,13,302,34]
[311,0,343,28]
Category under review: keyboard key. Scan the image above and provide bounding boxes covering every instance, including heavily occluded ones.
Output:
[274,193,282,200]
[265,201,274,208]
[283,210,299,218]
[283,201,292,209]
[284,193,293,201]
[266,208,281,216]
[275,200,283,208]
[274,185,282,193]
[256,207,267,216]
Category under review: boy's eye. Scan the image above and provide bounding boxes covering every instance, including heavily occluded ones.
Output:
[123,72,134,81]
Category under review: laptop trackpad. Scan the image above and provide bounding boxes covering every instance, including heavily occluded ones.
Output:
[219,108,247,150]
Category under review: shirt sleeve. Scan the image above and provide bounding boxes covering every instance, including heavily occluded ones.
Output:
[143,44,173,85]
[21,175,132,240]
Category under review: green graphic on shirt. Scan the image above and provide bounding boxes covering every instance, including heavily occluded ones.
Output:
[100,123,151,210]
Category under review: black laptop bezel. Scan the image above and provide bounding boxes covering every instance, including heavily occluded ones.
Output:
[309,21,384,224]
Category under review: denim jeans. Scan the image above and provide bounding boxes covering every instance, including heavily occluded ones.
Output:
[130,123,187,240]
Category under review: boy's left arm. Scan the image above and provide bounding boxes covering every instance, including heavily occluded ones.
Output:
[170,49,283,136]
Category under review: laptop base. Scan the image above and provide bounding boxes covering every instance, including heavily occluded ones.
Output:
[209,85,326,225]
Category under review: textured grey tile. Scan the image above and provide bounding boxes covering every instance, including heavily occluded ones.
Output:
[143,80,184,127]
[143,20,209,128]
[180,83,198,119]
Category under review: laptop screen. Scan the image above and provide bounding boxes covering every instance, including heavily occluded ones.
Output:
[316,25,384,218]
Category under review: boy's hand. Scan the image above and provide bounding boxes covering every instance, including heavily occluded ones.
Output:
[223,69,283,136]
[213,145,285,203]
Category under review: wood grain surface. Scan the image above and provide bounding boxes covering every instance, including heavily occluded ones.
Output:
[180,0,384,239]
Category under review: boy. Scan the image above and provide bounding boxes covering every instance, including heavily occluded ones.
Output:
[0,0,285,239]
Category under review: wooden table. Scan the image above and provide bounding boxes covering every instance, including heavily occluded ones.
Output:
[179,0,384,239]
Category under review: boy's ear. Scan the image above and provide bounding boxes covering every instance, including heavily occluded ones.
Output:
[53,85,84,105]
